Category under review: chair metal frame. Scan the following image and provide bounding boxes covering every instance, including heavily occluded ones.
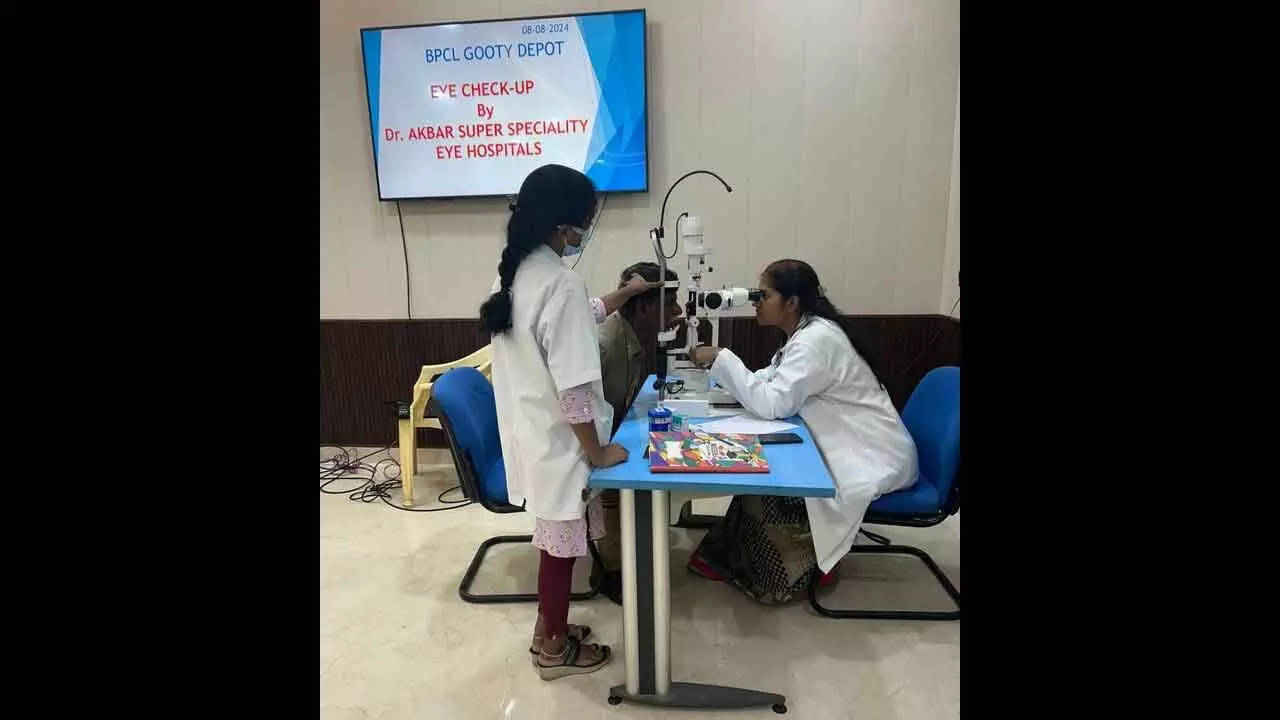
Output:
[808,367,961,621]
[430,391,600,605]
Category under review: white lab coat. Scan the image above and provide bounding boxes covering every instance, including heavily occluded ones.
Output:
[709,316,918,573]
[491,245,614,522]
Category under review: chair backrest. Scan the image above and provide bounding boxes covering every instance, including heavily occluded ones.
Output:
[413,344,493,430]
[428,366,513,510]
[901,366,961,512]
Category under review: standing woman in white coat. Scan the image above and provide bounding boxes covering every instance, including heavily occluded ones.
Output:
[479,164,629,679]
[687,259,919,604]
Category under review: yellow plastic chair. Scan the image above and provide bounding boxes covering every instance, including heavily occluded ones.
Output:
[399,345,493,505]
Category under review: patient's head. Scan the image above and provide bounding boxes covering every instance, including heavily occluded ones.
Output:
[618,262,681,336]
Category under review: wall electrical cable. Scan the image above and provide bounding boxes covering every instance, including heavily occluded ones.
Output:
[396,200,412,319]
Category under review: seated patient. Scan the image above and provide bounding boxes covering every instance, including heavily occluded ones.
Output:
[590,262,682,603]
[686,259,919,604]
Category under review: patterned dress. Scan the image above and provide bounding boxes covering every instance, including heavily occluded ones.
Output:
[690,495,820,604]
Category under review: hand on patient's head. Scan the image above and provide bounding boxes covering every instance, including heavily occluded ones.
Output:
[623,273,658,296]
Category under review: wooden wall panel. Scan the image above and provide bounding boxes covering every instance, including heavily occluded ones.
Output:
[320,315,960,447]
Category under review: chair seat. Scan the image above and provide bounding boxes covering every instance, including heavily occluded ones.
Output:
[868,476,941,516]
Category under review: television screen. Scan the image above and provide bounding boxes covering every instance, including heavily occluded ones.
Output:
[360,9,648,200]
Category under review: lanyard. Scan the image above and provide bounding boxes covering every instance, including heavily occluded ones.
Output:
[767,315,816,375]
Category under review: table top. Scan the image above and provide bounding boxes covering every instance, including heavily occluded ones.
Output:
[588,376,837,497]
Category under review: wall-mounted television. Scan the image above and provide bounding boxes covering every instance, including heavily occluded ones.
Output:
[360,9,648,201]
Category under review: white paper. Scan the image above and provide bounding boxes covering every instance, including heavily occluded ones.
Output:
[691,415,800,435]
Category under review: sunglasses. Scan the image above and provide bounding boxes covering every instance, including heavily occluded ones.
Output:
[652,378,686,395]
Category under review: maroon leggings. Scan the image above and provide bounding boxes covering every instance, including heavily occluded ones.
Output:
[538,550,577,639]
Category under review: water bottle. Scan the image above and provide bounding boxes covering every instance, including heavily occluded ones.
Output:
[648,406,673,433]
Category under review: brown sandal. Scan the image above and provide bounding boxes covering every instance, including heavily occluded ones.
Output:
[535,635,611,680]
[530,623,590,655]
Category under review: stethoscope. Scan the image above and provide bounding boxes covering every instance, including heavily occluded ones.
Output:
[764,314,816,380]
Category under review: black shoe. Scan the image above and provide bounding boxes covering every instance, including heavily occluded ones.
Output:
[600,571,623,605]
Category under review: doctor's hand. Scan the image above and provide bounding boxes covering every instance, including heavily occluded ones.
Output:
[624,274,659,296]
[690,346,722,368]
[589,443,630,468]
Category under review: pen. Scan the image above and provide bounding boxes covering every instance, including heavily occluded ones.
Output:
[694,429,752,457]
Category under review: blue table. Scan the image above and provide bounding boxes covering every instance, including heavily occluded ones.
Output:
[589,377,836,713]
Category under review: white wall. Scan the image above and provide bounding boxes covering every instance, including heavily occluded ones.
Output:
[321,0,960,320]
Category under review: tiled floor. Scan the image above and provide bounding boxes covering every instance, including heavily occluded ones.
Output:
[320,448,960,719]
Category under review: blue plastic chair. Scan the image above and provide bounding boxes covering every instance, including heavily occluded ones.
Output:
[808,365,961,621]
[429,367,599,604]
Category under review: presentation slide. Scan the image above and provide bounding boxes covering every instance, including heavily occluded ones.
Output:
[360,10,648,200]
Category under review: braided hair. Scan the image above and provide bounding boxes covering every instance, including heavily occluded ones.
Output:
[479,164,597,334]
[763,259,883,386]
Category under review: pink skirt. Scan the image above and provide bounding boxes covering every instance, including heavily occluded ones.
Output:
[532,494,606,559]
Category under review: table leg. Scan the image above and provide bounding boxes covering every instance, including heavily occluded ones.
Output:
[619,489,640,693]
[652,489,670,693]
[610,490,788,713]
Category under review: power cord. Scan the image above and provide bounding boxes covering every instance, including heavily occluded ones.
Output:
[664,212,689,260]
[396,200,412,319]
[320,445,473,513]
[570,193,608,270]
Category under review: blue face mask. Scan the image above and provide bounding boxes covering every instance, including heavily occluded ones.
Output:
[559,224,590,257]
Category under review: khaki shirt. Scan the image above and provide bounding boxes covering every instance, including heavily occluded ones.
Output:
[598,312,646,437]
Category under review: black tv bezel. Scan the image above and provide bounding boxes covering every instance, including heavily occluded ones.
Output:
[357,8,651,203]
